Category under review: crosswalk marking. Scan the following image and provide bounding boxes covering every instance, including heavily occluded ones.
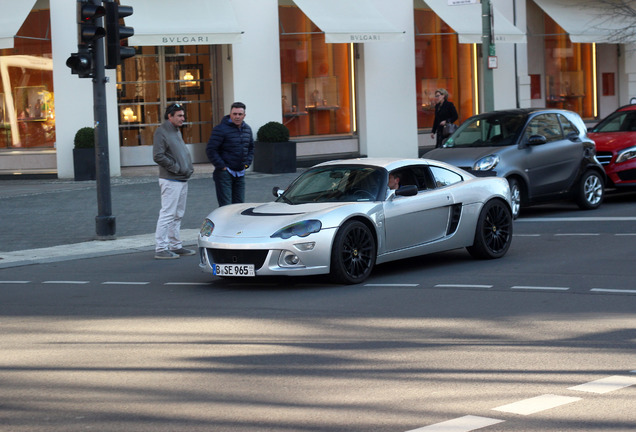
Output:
[569,375,636,394]
[492,394,581,415]
[405,415,504,432]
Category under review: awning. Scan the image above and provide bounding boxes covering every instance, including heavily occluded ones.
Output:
[292,0,405,43]
[421,0,526,44]
[126,0,242,46]
[533,0,634,43]
[0,0,37,49]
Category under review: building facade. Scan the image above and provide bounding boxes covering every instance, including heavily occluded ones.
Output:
[2,0,636,178]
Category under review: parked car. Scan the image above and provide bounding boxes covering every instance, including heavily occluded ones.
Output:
[198,158,513,284]
[425,108,606,218]
[587,104,636,188]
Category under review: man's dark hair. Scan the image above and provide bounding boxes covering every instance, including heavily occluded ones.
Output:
[164,103,184,119]
[231,102,246,110]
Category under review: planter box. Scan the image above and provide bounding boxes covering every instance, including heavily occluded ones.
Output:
[73,148,96,181]
[253,141,297,174]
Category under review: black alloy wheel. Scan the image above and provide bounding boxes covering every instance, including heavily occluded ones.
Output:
[330,220,376,284]
[467,199,513,259]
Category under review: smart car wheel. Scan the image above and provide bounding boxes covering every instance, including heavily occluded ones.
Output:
[330,220,376,284]
[467,199,513,259]
[507,178,522,219]
[575,170,604,210]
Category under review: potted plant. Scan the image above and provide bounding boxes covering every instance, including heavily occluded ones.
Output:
[253,121,296,174]
[73,126,96,181]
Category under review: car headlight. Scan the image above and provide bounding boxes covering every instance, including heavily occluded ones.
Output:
[271,220,322,239]
[200,219,215,237]
[615,146,636,164]
[473,154,500,171]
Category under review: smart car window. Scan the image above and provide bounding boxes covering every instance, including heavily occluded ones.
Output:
[558,114,579,136]
[429,166,462,188]
[524,114,562,143]
[445,113,525,148]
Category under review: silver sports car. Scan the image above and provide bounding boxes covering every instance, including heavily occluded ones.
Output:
[198,158,513,284]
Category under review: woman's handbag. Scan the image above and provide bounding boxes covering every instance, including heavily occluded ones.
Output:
[442,122,458,138]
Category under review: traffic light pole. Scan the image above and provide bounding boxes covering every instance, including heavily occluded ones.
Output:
[92,5,116,239]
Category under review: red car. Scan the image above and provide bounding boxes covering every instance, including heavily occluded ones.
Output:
[588,104,636,188]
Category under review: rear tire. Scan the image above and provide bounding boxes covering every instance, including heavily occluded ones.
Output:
[330,220,376,284]
[576,170,604,210]
[467,199,513,259]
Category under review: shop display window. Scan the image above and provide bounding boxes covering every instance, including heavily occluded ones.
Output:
[0,8,54,149]
[544,16,595,119]
[414,8,476,130]
[279,5,353,138]
[116,45,220,146]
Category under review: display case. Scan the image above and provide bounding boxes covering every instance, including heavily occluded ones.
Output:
[281,82,306,116]
[304,76,339,110]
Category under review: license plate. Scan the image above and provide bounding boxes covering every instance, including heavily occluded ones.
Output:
[212,263,255,277]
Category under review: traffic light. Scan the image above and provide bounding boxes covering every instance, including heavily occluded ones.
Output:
[66,1,106,78]
[104,2,135,69]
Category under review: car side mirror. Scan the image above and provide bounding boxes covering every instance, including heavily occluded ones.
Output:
[566,131,580,142]
[395,185,418,196]
[272,187,282,197]
[526,135,547,146]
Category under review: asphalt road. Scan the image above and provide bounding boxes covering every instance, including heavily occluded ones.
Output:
[1,194,634,432]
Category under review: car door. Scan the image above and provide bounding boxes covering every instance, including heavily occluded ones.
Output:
[383,165,456,252]
[520,113,583,197]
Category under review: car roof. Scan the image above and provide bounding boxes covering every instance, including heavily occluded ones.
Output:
[471,108,579,118]
[616,104,636,112]
[314,157,470,174]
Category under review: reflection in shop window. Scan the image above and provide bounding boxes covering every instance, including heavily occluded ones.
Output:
[0,8,54,149]
[279,5,353,139]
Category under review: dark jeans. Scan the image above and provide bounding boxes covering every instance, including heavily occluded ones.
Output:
[435,131,444,148]
[213,169,245,207]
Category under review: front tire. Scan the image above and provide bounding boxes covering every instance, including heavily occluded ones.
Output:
[467,199,513,259]
[576,170,604,210]
[507,177,522,219]
[330,220,376,284]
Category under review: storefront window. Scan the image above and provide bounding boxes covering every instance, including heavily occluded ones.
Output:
[278,5,353,138]
[544,16,595,119]
[414,8,475,130]
[0,8,54,149]
[117,45,220,146]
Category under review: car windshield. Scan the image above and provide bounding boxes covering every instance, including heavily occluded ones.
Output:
[590,110,636,133]
[277,165,386,204]
[443,113,527,148]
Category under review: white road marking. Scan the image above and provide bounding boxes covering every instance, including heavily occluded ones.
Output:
[405,415,504,432]
[43,280,89,284]
[0,281,30,284]
[518,217,636,222]
[434,284,493,289]
[513,233,541,237]
[591,288,636,294]
[102,281,150,285]
[568,375,636,394]
[615,233,636,236]
[164,282,211,285]
[492,394,581,415]
[365,283,419,287]
[554,233,600,236]
[511,286,570,291]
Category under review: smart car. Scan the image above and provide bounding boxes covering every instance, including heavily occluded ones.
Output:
[198,158,513,284]
[425,108,606,218]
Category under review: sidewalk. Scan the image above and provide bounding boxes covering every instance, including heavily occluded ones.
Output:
[0,164,303,268]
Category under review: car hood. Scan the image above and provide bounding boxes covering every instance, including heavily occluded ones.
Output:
[588,132,636,151]
[426,146,504,167]
[204,201,373,238]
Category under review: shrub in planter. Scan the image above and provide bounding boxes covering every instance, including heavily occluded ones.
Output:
[253,121,296,174]
[73,126,96,181]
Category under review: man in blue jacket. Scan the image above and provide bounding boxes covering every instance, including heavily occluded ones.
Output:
[206,102,254,207]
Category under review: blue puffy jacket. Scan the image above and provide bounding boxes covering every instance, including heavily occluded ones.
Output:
[206,115,254,171]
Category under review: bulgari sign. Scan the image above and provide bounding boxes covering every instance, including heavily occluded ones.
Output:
[129,33,243,47]
[325,32,406,44]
